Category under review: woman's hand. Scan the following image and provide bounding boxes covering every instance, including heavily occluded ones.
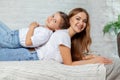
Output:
[90,56,112,64]
[83,54,98,60]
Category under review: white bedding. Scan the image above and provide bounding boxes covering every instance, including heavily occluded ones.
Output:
[0,60,106,80]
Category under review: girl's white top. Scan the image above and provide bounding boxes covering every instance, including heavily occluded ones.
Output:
[19,27,53,47]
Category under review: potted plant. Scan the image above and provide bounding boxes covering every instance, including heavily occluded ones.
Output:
[103,15,120,35]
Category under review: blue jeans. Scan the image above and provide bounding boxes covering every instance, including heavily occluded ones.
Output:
[0,21,22,48]
[0,48,39,61]
[0,21,11,34]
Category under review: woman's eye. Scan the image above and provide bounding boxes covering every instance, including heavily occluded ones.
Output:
[76,17,80,20]
[83,20,87,23]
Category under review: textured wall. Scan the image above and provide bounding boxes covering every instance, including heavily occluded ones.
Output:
[0,0,119,58]
[101,0,120,57]
[0,0,89,29]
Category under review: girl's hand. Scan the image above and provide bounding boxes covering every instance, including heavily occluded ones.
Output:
[90,56,112,64]
[29,22,39,28]
[25,22,39,46]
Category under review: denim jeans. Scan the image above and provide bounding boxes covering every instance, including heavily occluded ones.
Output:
[0,48,39,61]
[0,21,11,34]
[0,21,22,48]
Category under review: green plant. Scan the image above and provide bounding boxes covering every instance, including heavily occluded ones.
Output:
[103,15,120,35]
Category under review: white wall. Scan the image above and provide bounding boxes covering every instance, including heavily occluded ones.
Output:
[0,0,119,58]
[0,0,89,29]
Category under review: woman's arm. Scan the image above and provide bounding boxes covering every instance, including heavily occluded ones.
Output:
[25,22,39,46]
[59,45,112,66]
[82,54,96,60]
[72,56,112,65]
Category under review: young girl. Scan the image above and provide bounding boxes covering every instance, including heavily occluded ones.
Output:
[0,11,69,48]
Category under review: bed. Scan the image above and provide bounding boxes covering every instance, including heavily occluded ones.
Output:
[0,60,106,80]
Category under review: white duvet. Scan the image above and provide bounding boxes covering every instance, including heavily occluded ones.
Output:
[0,60,106,80]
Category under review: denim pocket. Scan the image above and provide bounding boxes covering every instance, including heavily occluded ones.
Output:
[1,31,19,48]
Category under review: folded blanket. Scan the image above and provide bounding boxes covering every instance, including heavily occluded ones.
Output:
[0,60,106,80]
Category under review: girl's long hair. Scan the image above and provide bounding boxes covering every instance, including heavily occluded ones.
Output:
[69,8,92,61]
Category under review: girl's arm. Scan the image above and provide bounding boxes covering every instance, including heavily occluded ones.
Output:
[25,22,39,46]
[59,45,112,66]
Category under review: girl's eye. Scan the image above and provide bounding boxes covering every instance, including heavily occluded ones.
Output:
[53,20,57,23]
[52,15,54,18]
[54,20,57,23]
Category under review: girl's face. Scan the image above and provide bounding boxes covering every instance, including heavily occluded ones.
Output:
[45,12,63,31]
[69,12,87,33]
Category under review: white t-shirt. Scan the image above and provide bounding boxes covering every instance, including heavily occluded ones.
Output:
[35,29,71,63]
[19,27,53,47]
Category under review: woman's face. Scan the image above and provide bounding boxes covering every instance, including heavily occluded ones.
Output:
[69,12,87,33]
[45,12,63,30]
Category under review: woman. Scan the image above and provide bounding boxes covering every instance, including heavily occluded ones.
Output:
[68,8,120,80]
[0,11,69,48]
